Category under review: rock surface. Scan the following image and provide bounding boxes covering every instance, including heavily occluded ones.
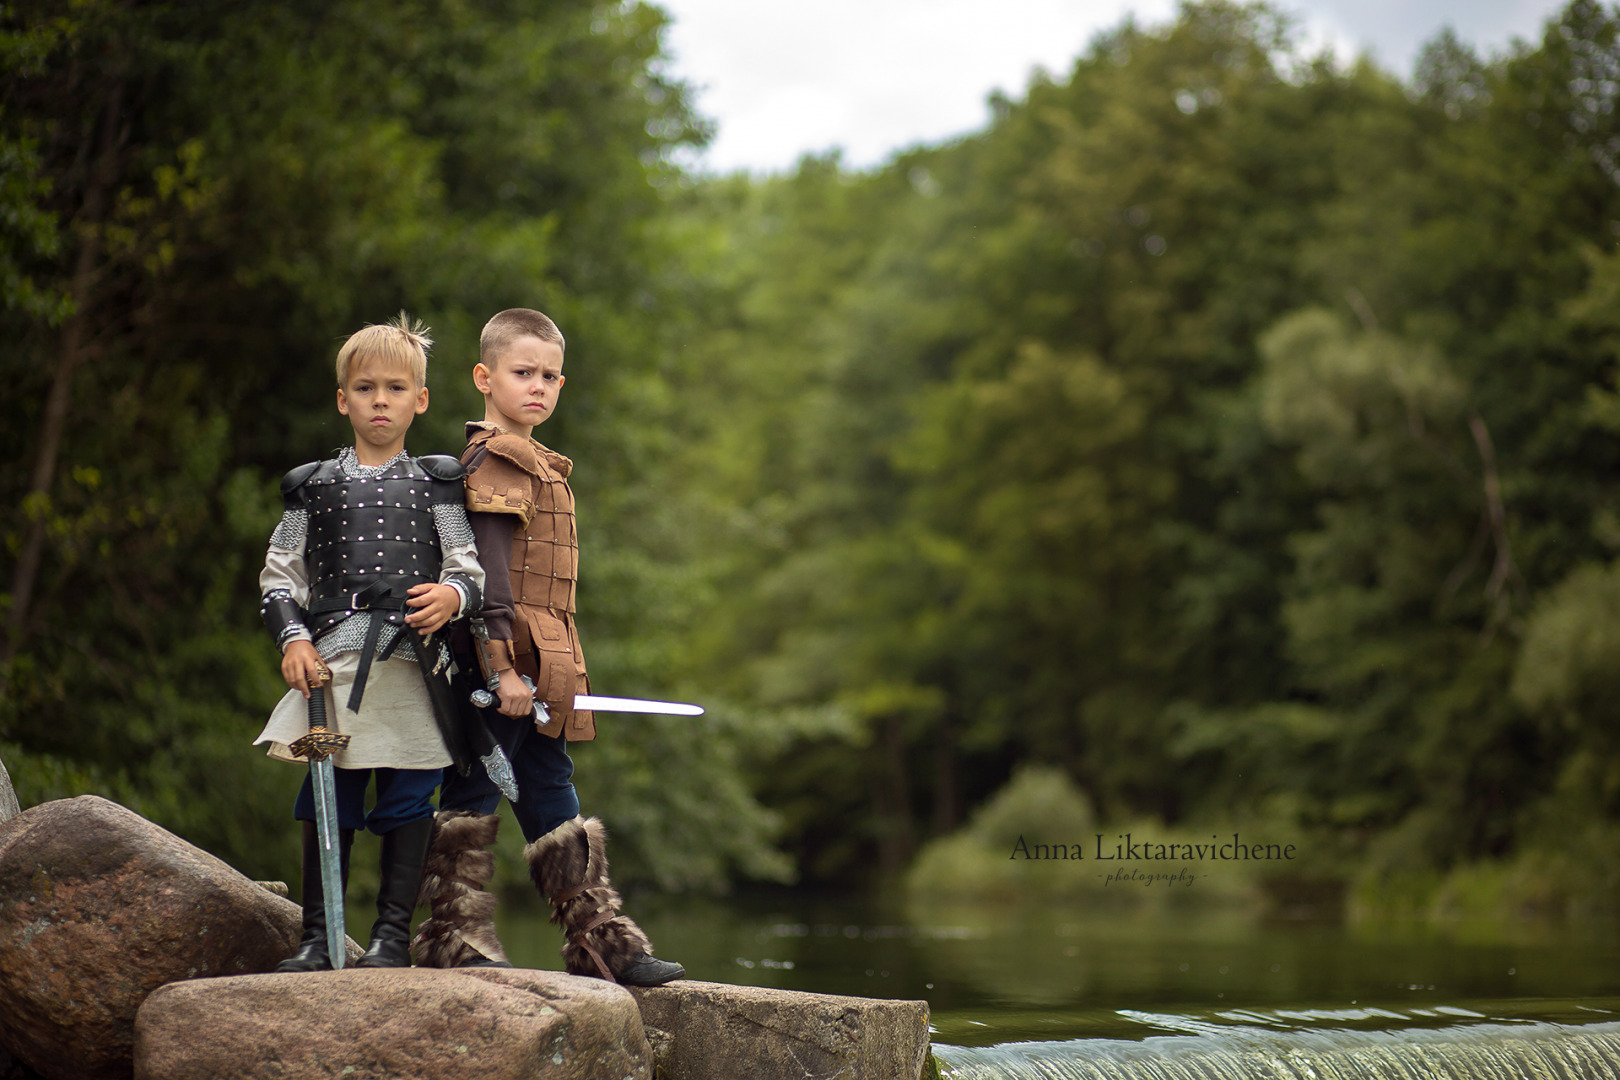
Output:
[0,796,306,1080]
[0,756,18,824]
[133,968,652,1080]
[631,980,930,1080]
[0,796,933,1080]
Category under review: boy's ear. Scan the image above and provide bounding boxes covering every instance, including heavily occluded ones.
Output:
[473,361,491,395]
[415,386,429,415]
[336,387,350,415]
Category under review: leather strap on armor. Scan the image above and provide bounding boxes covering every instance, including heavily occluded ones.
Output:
[481,638,517,677]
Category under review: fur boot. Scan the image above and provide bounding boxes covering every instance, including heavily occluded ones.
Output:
[411,810,512,968]
[524,816,683,985]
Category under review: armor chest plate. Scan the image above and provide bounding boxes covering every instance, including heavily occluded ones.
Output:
[511,469,578,613]
[303,460,442,636]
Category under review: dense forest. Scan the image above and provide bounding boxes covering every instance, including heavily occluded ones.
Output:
[5,0,1620,918]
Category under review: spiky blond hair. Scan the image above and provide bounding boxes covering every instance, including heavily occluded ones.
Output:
[335,311,433,387]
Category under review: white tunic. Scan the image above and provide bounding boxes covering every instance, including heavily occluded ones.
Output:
[258,653,455,769]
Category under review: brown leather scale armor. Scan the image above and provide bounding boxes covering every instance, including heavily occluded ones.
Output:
[464,425,594,741]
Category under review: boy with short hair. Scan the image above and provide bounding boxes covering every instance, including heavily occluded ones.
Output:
[412,308,683,987]
[256,314,484,971]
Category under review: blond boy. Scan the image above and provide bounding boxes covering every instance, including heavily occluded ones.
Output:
[256,314,483,970]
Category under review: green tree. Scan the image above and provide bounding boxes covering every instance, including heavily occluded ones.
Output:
[0,0,779,889]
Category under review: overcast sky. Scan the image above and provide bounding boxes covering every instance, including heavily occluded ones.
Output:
[656,0,1573,174]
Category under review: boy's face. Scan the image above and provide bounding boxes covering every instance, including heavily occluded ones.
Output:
[337,354,428,461]
[474,335,565,435]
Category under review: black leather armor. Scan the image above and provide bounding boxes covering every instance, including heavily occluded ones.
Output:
[281,454,469,640]
[288,453,466,637]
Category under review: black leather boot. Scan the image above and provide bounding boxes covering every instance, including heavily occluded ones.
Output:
[356,815,434,968]
[276,819,354,972]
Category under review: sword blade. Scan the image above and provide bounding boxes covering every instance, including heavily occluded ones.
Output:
[310,755,347,970]
[301,681,347,971]
[573,694,705,716]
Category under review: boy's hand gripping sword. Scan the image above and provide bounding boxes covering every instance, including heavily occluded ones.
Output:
[287,669,350,970]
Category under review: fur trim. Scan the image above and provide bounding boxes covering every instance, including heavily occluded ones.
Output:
[411,810,511,968]
[523,816,655,981]
[524,816,601,898]
[438,811,502,848]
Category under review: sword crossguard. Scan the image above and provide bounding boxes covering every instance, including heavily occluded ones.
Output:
[294,664,347,760]
[290,728,351,761]
[519,675,553,726]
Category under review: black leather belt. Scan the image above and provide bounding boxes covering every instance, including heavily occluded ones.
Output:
[309,581,413,712]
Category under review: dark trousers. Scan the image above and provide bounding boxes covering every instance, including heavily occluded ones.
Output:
[294,766,440,834]
[439,708,581,841]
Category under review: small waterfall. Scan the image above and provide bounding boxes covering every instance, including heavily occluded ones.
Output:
[933,1007,1620,1080]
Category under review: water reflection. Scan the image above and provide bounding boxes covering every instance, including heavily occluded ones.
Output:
[485,888,1620,1049]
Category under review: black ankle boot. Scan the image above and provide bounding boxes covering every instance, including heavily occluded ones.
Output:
[356,815,434,968]
[616,952,687,987]
[276,819,354,972]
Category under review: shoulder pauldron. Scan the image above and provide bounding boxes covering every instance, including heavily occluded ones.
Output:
[280,461,322,510]
[419,454,466,482]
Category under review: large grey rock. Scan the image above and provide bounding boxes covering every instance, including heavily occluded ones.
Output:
[133,968,652,1080]
[0,796,306,1080]
[0,756,18,823]
[630,980,930,1080]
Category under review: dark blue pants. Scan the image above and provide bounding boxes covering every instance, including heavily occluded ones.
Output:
[294,766,440,834]
[439,709,580,842]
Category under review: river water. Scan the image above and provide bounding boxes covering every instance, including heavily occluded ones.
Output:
[477,890,1620,1076]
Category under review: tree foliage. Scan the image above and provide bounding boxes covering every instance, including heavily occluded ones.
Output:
[8,0,1620,909]
[0,0,777,888]
[660,0,1620,901]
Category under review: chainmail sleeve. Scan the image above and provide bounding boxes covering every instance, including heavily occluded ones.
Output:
[433,471,484,618]
[435,504,483,618]
[260,462,321,650]
[260,513,312,650]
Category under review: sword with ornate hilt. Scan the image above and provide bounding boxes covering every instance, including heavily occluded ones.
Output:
[287,668,349,970]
